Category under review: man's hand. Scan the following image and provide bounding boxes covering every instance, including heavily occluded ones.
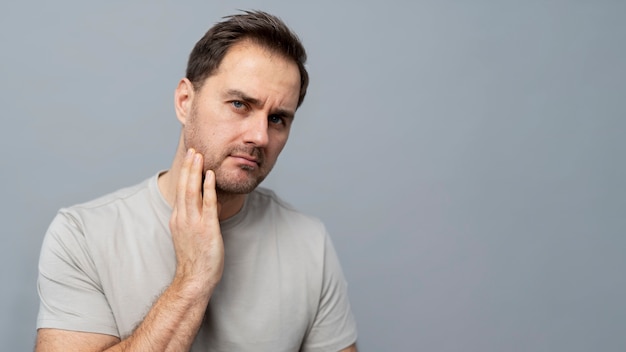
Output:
[170,148,224,298]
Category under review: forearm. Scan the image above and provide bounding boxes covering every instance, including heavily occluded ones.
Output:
[35,277,212,352]
[106,277,212,352]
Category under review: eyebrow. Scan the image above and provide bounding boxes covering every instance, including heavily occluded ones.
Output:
[225,89,295,119]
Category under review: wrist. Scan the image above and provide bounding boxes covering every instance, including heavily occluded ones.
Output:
[170,272,215,302]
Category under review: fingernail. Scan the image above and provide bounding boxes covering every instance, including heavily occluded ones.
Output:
[186,148,194,158]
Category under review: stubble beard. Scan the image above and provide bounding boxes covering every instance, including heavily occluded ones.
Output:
[184,132,268,198]
[214,163,266,195]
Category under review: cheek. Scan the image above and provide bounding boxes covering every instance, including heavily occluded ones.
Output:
[185,121,217,152]
[268,133,289,157]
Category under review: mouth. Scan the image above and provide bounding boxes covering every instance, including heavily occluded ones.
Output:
[229,154,260,168]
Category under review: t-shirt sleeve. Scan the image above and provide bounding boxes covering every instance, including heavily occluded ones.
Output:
[301,232,358,351]
[36,210,119,337]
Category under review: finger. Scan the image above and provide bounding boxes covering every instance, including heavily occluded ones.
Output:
[202,170,219,219]
[185,151,204,217]
[176,148,195,214]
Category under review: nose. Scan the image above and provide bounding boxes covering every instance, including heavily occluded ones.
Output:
[243,113,269,147]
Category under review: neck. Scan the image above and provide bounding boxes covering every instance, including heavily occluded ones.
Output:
[216,191,247,219]
[158,137,246,221]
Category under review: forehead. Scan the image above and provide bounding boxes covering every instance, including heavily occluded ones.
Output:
[201,41,301,109]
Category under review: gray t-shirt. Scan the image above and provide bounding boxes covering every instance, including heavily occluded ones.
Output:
[37,173,357,351]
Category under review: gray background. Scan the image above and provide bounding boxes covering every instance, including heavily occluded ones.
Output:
[1,1,625,351]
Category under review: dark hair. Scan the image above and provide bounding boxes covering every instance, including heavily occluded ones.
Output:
[186,10,309,107]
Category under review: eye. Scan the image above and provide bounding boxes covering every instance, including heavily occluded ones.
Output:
[268,115,284,125]
[231,100,245,109]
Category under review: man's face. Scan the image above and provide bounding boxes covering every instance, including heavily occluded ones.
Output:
[181,41,301,195]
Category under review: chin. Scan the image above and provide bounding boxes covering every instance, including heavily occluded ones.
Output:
[215,178,261,195]
[214,167,267,194]
[216,184,257,195]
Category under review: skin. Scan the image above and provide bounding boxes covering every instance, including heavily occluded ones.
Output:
[35,41,356,352]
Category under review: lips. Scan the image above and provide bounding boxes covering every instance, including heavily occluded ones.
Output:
[227,146,264,169]
[229,154,262,168]
[232,154,258,163]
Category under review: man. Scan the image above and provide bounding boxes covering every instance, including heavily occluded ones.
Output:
[35,10,357,352]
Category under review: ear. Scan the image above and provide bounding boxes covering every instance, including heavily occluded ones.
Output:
[174,78,195,125]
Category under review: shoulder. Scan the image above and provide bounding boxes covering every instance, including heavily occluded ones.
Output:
[57,174,165,228]
[46,174,165,250]
[62,176,152,216]
[40,172,171,282]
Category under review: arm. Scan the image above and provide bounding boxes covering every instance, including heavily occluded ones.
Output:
[36,149,223,352]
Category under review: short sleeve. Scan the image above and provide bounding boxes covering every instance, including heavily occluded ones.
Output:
[301,233,358,351]
[36,211,119,337]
